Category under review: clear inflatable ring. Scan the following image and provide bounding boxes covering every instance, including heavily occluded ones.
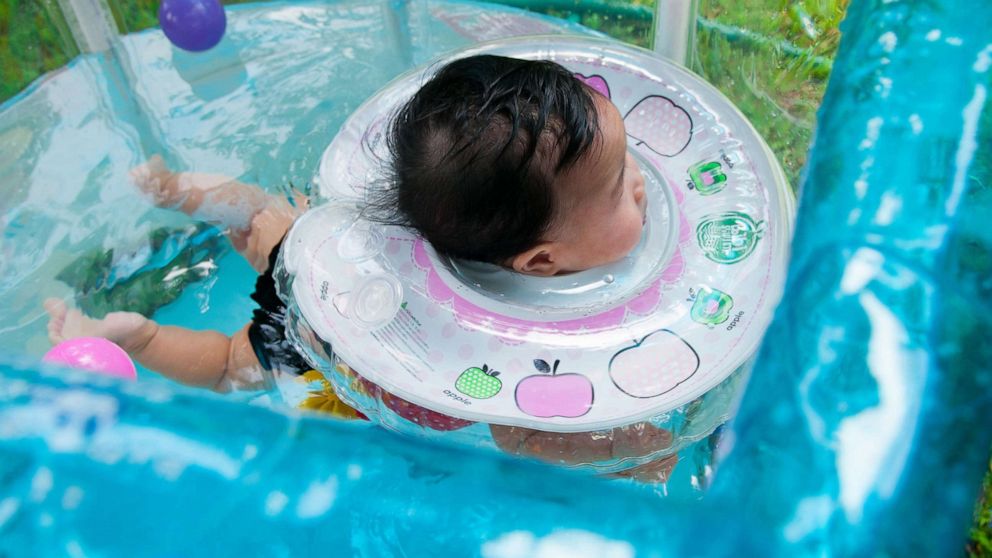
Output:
[278,36,794,455]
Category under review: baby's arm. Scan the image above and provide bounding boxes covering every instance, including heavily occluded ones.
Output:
[131,156,304,272]
[124,321,262,392]
[45,299,263,392]
[131,155,275,233]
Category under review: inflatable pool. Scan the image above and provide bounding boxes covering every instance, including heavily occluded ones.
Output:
[0,0,990,556]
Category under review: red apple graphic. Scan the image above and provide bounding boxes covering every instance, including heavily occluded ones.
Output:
[381,393,475,431]
[354,373,474,431]
[515,359,594,418]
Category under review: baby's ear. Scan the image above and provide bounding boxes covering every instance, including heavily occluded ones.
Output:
[511,243,560,277]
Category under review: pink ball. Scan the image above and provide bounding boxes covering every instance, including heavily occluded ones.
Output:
[43,337,137,381]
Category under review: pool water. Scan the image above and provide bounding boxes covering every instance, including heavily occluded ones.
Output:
[3,0,992,555]
[0,0,591,360]
[1,0,732,490]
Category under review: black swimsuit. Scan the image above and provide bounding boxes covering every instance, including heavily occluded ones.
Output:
[246,240,311,375]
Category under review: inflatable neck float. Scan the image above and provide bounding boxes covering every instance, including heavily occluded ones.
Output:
[275,36,794,468]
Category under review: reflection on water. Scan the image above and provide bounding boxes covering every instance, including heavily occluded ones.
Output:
[0,0,990,556]
[0,1,588,362]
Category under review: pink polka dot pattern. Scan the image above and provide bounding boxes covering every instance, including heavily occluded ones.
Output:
[487,336,503,352]
[703,329,722,343]
[441,323,457,338]
[624,95,692,157]
[428,350,445,364]
[457,344,474,360]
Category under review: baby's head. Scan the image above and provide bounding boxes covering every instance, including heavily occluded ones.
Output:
[381,55,646,276]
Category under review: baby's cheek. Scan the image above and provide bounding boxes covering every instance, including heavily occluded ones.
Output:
[627,153,645,180]
[630,224,644,251]
[619,214,643,255]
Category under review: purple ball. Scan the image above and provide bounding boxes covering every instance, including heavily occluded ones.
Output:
[158,0,227,52]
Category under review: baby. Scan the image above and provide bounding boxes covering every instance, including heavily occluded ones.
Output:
[46,55,675,481]
[375,54,647,274]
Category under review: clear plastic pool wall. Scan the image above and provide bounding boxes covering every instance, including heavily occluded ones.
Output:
[1,0,990,556]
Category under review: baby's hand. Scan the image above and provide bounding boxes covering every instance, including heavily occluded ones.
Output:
[130,155,181,208]
[44,298,153,353]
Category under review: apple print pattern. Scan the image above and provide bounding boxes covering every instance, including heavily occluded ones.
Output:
[351,371,474,431]
[382,392,475,431]
[287,42,793,430]
[609,329,700,398]
[690,287,735,325]
[624,96,693,157]
[455,364,502,399]
[515,359,594,418]
[688,160,728,195]
[574,73,612,99]
[696,212,766,264]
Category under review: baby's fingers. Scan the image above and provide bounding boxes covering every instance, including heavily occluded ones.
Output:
[43,298,68,344]
[129,155,167,184]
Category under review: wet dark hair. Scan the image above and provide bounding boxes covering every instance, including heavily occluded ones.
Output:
[370,55,600,264]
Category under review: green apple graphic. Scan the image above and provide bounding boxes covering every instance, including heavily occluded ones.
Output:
[456,364,502,399]
[688,160,727,195]
[690,286,734,325]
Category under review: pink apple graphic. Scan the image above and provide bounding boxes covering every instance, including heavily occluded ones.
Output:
[609,329,699,398]
[574,73,611,99]
[515,359,594,418]
[624,95,693,157]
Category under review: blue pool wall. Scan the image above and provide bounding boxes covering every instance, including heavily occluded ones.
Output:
[713,0,992,555]
[1,0,991,556]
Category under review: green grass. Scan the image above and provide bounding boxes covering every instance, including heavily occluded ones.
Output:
[0,0,259,102]
[692,0,847,186]
[0,0,990,552]
[970,458,992,557]
[0,0,78,101]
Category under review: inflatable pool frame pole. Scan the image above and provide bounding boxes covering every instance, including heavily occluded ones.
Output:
[0,0,990,556]
[56,0,118,53]
[651,0,697,64]
[712,0,992,555]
